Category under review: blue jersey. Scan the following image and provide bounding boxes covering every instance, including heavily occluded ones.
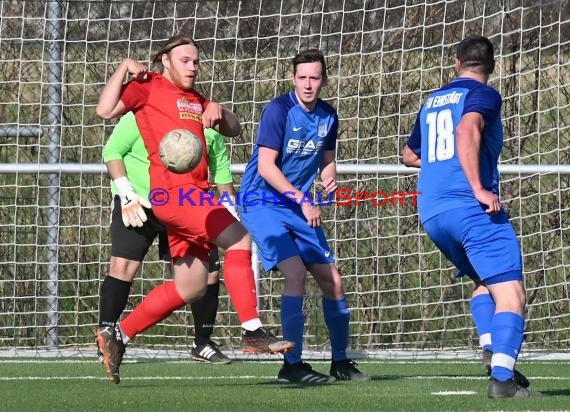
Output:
[406,78,503,222]
[241,91,338,205]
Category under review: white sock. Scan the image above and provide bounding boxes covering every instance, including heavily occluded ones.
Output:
[241,318,262,331]
[118,324,131,344]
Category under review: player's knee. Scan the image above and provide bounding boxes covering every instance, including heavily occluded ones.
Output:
[176,282,207,303]
[279,258,308,294]
[322,282,344,300]
[216,222,251,250]
[510,281,527,308]
[471,283,489,298]
[234,230,251,249]
[314,266,344,298]
[109,257,139,281]
[193,285,208,301]
[283,274,307,295]
[491,282,526,314]
[516,288,527,308]
[506,294,526,315]
[207,272,220,284]
[226,229,250,251]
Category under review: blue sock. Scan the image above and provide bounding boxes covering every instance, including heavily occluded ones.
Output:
[281,295,304,364]
[322,297,349,361]
[470,294,495,351]
[490,311,524,382]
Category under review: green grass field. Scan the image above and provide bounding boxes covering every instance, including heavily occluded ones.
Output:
[2,358,570,411]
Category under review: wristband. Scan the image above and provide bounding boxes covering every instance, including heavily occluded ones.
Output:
[114,176,134,197]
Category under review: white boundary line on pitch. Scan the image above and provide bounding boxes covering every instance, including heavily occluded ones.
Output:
[0,375,274,381]
[1,359,570,365]
[432,391,477,396]
[1,375,569,381]
[3,349,570,361]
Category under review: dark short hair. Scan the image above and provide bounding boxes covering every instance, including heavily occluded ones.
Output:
[292,49,327,80]
[151,34,199,66]
[456,35,495,75]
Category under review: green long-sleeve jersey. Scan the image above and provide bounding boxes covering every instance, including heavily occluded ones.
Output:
[102,111,233,199]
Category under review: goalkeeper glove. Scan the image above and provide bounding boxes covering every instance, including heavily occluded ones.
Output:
[114,177,152,228]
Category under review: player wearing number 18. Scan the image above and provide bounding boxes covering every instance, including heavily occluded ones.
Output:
[402,35,541,398]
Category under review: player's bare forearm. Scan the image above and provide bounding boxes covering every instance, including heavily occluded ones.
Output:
[96,61,130,119]
[97,59,147,119]
[320,161,336,183]
[456,113,484,192]
[320,150,336,180]
[258,147,306,204]
[105,159,128,181]
[319,150,337,193]
[216,182,236,198]
[457,113,501,213]
[402,145,421,168]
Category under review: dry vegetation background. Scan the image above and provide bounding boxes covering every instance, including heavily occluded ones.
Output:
[0,0,568,353]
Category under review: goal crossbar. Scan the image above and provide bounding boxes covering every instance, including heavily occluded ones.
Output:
[1,163,569,175]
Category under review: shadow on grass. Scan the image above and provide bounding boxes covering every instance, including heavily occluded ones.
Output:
[538,389,570,397]
[256,382,339,390]
[250,374,404,388]
[369,375,411,381]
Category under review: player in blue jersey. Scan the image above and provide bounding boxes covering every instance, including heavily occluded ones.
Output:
[402,35,541,398]
[240,49,368,384]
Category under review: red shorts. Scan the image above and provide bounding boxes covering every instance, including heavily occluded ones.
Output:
[151,185,236,261]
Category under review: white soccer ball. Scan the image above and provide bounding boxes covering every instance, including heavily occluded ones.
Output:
[159,129,203,174]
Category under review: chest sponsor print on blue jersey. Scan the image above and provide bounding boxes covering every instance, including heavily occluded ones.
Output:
[286,139,325,155]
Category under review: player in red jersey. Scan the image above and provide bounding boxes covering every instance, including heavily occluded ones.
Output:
[95,34,293,384]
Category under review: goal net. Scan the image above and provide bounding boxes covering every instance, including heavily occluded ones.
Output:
[0,0,568,358]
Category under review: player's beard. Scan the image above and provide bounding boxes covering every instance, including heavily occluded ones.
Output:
[168,68,195,91]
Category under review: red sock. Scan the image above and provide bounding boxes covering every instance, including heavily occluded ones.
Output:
[120,281,185,339]
[223,249,259,323]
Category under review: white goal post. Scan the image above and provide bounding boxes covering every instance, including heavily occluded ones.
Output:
[0,0,568,358]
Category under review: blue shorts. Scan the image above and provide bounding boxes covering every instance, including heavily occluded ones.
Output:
[240,204,334,271]
[422,205,522,284]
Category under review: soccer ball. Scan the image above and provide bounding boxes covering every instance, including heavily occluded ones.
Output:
[159,129,203,174]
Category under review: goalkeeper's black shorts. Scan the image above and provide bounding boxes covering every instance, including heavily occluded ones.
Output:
[110,195,220,272]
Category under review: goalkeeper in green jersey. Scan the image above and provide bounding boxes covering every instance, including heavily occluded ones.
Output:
[99,111,238,364]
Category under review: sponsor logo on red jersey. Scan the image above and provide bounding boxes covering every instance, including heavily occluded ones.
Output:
[176,96,203,121]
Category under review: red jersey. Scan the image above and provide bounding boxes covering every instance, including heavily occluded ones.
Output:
[119,72,210,190]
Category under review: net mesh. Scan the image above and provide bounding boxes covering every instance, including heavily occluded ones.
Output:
[0,0,568,356]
